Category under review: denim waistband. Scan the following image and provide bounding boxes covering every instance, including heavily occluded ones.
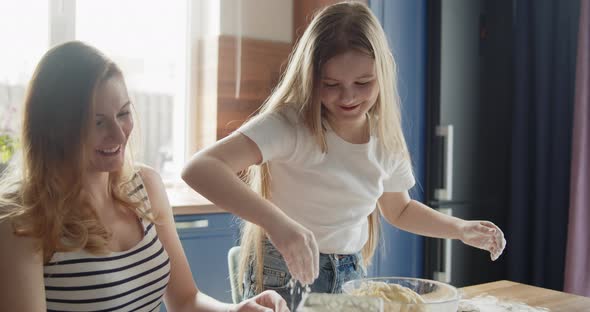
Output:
[261,239,363,270]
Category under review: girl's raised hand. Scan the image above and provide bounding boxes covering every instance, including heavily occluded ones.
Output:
[459,220,506,261]
[265,217,319,286]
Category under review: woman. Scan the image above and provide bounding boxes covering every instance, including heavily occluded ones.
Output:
[0,41,288,312]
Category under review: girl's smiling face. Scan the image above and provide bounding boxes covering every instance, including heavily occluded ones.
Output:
[319,49,379,125]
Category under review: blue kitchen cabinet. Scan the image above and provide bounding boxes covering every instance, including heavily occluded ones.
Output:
[160,213,240,311]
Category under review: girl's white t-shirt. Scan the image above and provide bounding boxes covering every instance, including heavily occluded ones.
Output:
[237,108,415,254]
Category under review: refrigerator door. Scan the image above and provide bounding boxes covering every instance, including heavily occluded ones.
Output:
[435,0,483,205]
[428,0,512,208]
[426,0,512,287]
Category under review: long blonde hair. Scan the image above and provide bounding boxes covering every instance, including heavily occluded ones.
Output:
[238,1,411,293]
[0,41,151,263]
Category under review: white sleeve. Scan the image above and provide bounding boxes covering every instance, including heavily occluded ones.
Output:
[383,156,416,192]
[236,112,297,163]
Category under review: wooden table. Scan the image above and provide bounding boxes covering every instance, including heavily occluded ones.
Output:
[461,280,590,311]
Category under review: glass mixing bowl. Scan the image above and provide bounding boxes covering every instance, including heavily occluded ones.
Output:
[342,277,460,312]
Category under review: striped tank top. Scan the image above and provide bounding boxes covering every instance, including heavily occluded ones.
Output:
[44,173,171,312]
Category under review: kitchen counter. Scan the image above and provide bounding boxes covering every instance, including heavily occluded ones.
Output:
[461,280,590,311]
[166,184,226,215]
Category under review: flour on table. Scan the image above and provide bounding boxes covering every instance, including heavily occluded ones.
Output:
[458,295,550,312]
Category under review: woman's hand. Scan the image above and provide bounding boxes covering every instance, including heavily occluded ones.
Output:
[231,290,289,312]
[459,220,507,260]
[265,217,319,286]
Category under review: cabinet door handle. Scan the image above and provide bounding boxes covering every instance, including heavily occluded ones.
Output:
[433,208,453,283]
[175,219,209,229]
[435,125,454,201]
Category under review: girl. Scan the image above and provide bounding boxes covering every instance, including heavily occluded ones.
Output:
[181,1,506,307]
[0,41,287,312]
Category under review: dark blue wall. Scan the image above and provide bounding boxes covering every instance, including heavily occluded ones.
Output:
[369,0,427,278]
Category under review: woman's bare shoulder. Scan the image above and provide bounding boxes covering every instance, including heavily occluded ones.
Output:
[0,218,41,261]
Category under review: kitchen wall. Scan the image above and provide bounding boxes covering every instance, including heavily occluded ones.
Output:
[186,0,293,154]
[186,0,369,155]
[220,0,293,43]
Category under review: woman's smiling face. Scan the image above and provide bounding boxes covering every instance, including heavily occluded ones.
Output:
[87,76,133,173]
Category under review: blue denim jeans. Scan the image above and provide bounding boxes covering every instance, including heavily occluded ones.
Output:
[243,240,366,308]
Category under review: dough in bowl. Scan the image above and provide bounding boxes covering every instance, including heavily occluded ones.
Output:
[350,281,427,312]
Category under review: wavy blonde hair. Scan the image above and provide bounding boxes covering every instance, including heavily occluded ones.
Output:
[238,1,411,294]
[0,41,152,263]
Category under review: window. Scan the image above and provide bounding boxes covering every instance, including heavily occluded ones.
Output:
[0,0,188,182]
[0,0,294,185]
[0,1,49,143]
